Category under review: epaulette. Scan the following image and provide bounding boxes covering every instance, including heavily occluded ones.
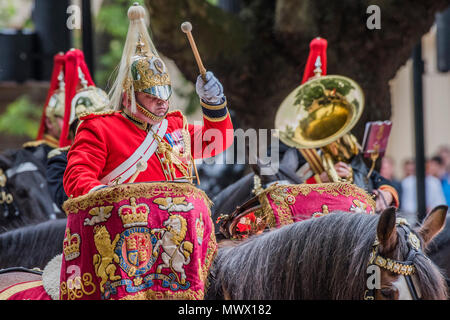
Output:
[47,145,71,159]
[166,110,188,129]
[79,110,117,121]
[166,110,184,118]
[22,140,46,149]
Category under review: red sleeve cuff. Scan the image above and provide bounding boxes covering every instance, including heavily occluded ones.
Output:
[379,185,400,208]
[306,176,317,184]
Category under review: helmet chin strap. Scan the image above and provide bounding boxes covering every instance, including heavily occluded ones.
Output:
[135,98,168,123]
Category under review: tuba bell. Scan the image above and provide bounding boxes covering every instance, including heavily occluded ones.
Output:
[275,71,365,183]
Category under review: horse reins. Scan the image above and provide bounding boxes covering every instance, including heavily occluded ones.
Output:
[364,218,422,300]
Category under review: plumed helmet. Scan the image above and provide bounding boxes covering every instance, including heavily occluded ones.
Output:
[45,70,65,126]
[45,89,65,120]
[70,86,111,125]
[128,39,172,101]
[68,66,110,125]
[109,3,172,113]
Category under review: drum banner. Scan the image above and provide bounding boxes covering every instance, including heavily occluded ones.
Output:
[61,182,217,300]
[257,182,375,228]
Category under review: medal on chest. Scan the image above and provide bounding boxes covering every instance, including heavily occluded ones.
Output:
[155,128,196,183]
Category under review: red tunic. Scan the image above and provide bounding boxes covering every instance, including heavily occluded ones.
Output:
[63,102,233,198]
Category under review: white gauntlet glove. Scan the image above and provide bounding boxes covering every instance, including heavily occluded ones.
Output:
[195,71,224,105]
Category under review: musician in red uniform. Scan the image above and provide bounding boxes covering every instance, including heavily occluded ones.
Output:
[283,37,399,210]
[63,5,233,199]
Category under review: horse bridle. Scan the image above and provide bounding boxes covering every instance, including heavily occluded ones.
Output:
[364,218,422,300]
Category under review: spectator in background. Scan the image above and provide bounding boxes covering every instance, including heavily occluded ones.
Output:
[438,145,450,173]
[436,147,450,206]
[403,159,416,178]
[427,155,446,179]
[401,158,447,214]
[380,156,402,205]
[426,156,448,209]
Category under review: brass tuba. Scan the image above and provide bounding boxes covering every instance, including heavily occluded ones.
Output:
[275,73,365,182]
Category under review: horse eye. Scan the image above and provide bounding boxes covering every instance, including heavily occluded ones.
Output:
[380,288,395,299]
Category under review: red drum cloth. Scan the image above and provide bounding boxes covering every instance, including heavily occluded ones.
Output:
[258,182,376,228]
[60,182,217,300]
[0,281,51,300]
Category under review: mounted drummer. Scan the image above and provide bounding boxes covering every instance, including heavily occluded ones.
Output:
[275,37,399,211]
[63,4,233,198]
[46,48,112,210]
[59,3,232,300]
[20,53,66,165]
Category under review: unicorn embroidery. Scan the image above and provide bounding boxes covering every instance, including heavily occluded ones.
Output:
[152,214,193,284]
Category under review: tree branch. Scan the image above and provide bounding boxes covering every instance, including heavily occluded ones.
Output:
[145,0,249,83]
[144,0,449,135]
[274,0,449,136]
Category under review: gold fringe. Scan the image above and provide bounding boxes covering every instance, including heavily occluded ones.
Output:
[63,182,213,215]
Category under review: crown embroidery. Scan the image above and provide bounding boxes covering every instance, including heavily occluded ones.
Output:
[63,228,81,261]
[118,197,149,228]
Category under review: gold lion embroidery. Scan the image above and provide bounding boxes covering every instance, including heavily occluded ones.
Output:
[93,225,121,292]
[152,214,193,284]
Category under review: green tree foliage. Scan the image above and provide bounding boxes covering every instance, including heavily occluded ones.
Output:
[0,0,16,29]
[95,0,136,88]
[0,95,41,139]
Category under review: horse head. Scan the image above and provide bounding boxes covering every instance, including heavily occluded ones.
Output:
[370,205,448,300]
[207,207,448,300]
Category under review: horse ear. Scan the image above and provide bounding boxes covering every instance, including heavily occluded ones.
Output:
[418,205,448,247]
[377,207,398,255]
[250,163,261,176]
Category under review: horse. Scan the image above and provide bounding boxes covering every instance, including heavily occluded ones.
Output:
[206,206,448,300]
[1,207,447,300]
[0,218,66,270]
[427,216,450,290]
[211,147,303,233]
[0,148,64,233]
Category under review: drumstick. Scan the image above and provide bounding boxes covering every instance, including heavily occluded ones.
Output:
[129,159,147,183]
[181,21,207,81]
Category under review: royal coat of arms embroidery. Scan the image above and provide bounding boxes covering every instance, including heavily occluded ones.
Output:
[60,182,217,300]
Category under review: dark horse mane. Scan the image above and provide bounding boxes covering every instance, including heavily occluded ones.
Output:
[0,218,66,270]
[207,211,447,300]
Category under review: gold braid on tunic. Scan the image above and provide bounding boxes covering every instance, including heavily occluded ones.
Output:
[151,114,200,184]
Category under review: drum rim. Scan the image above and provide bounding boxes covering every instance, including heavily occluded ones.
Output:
[62,181,212,214]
